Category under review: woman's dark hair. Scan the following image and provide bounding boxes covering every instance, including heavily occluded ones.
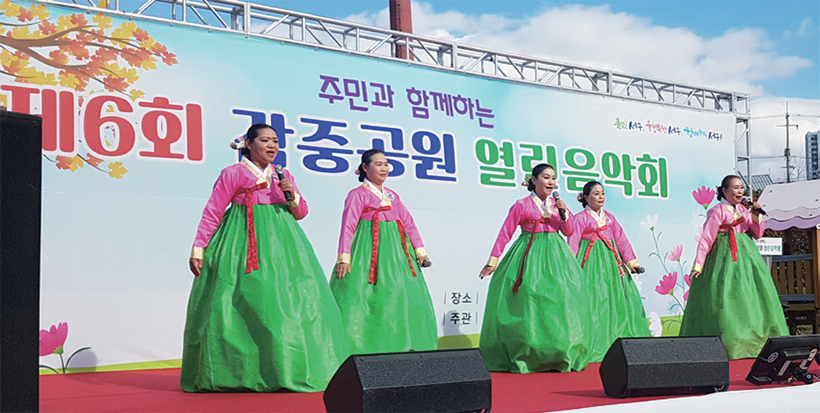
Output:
[577,180,603,208]
[357,149,386,182]
[526,163,555,191]
[715,174,742,201]
[241,123,275,159]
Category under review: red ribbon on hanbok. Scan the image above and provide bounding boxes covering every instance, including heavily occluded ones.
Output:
[581,225,625,276]
[719,217,745,262]
[237,182,268,274]
[363,205,418,285]
[514,217,549,293]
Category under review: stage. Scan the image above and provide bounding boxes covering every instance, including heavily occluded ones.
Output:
[39,359,820,412]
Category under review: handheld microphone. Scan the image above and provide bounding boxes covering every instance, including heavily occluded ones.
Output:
[632,266,645,274]
[552,191,567,221]
[420,260,432,268]
[274,164,293,202]
[741,196,766,215]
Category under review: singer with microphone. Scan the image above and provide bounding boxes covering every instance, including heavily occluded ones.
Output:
[478,163,591,373]
[680,174,787,359]
[182,123,348,392]
[567,181,649,363]
[331,149,437,355]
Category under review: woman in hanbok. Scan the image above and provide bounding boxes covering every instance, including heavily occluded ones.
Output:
[331,149,437,354]
[479,163,590,373]
[568,181,649,363]
[680,175,788,359]
[182,123,347,392]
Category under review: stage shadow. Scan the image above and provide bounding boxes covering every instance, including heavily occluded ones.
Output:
[51,369,181,392]
[552,389,610,399]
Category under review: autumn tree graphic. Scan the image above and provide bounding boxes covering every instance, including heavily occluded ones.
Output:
[0,0,178,179]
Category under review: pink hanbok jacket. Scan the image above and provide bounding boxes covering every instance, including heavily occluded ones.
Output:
[486,195,573,268]
[336,183,426,266]
[191,160,305,260]
[692,201,764,273]
[567,208,639,272]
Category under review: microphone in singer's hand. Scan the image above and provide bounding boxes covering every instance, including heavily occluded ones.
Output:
[741,196,766,215]
[633,266,645,274]
[420,260,432,268]
[274,164,293,202]
[552,191,567,221]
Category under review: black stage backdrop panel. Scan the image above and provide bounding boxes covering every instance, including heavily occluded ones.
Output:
[324,349,492,413]
[0,111,41,413]
[600,336,730,398]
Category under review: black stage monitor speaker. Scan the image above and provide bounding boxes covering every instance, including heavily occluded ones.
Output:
[746,334,820,385]
[0,110,42,413]
[599,336,729,398]
[323,349,491,413]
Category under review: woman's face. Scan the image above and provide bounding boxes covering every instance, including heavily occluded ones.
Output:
[585,184,606,211]
[246,128,279,167]
[532,167,557,198]
[722,178,745,206]
[363,152,390,186]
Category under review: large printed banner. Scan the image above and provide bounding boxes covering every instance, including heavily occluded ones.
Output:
[2,1,736,370]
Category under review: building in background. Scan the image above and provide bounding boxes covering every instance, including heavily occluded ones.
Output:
[807,131,819,181]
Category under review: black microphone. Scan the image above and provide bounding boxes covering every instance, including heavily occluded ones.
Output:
[420,260,432,268]
[552,191,567,221]
[741,196,766,215]
[274,164,293,202]
[632,266,645,274]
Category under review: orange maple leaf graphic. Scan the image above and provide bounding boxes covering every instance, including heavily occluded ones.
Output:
[119,47,144,67]
[55,155,72,170]
[150,43,168,55]
[85,153,104,167]
[103,75,127,92]
[108,162,128,179]
[38,20,56,35]
[69,13,87,27]
[161,52,177,66]
[133,27,149,42]
[49,50,67,65]
[5,57,25,74]
[16,7,33,22]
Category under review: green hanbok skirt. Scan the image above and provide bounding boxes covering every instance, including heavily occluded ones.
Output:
[576,239,649,363]
[181,203,348,392]
[680,232,788,359]
[480,231,590,373]
[329,219,437,354]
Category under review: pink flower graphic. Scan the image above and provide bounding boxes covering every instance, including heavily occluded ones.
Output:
[683,273,692,301]
[692,186,715,209]
[667,244,683,262]
[655,272,678,295]
[39,322,68,356]
[39,322,91,374]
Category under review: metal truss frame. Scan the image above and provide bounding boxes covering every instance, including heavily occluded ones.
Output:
[37,0,753,179]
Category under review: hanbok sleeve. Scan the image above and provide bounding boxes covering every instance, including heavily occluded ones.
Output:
[394,192,427,258]
[191,167,237,259]
[283,169,308,220]
[336,189,364,264]
[741,205,765,239]
[567,212,583,255]
[558,206,574,237]
[609,213,639,270]
[488,201,523,267]
[692,206,722,273]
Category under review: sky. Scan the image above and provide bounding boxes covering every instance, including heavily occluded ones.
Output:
[118,0,820,182]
